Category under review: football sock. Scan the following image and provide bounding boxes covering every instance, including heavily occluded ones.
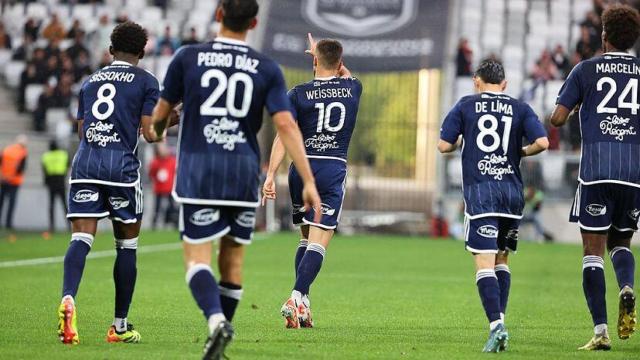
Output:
[113,238,138,320]
[186,264,224,321]
[291,290,303,305]
[113,317,127,333]
[295,239,308,277]
[293,243,325,295]
[595,323,609,336]
[495,264,511,315]
[302,294,311,308]
[583,256,607,327]
[476,269,502,326]
[62,233,93,298]
[219,281,243,321]
[610,246,635,290]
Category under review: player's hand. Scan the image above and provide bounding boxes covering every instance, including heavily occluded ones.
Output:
[261,174,277,206]
[302,181,322,223]
[168,103,182,128]
[304,33,317,57]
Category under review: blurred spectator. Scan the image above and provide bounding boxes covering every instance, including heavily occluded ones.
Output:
[42,14,66,43]
[0,22,12,49]
[551,45,570,79]
[456,38,473,76]
[33,76,73,132]
[98,50,112,68]
[41,140,69,236]
[24,18,40,42]
[90,15,113,62]
[73,52,93,82]
[0,135,28,231]
[181,27,200,46]
[148,144,177,229]
[66,19,84,40]
[12,34,34,61]
[156,26,179,55]
[65,31,89,61]
[576,25,596,60]
[531,49,558,82]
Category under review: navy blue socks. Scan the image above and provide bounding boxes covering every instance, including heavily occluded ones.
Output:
[62,233,93,298]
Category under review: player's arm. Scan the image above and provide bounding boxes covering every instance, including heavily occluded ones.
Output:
[77,120,83,140]
[143,102,180,143]
[272,110,322,221]
[262,134,286,205]
[438,101,463,154]
[521,137,549,157]
[550,63,583,127]
[437,136,461,153]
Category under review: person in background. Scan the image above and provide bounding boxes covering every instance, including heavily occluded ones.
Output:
[0,134,28,233]
[181,27,200,46]
[42,13,66,44]
[522,185,554,242]
[0,22,12,50]
[456,38,473,76]
[156,26,179,55]
[41,140,69,238]
[148,143,176,230]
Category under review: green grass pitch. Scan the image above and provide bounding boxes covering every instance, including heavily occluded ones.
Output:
[1,231,639,359]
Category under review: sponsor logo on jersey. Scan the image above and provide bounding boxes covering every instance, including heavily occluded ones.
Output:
[628,209,640,220]
[73,189,99,203]
[190,208,220,226]
[86,121,121,147]
[477,225,499,238]
[586,204,607,216]
[203,118,247,151]
[477,154,515,180]
[108,197,130,210]
[600,115,636,141]
[301,0,417,37]
[235,211,256,228]
[305,134,339,152]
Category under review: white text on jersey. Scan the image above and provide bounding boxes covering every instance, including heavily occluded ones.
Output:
[197,52,260,74]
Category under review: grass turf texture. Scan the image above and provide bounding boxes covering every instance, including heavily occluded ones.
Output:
[0,231,639,359]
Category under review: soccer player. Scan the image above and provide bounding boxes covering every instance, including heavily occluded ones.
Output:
[148,1,321,358]
[439,59,549,352]
[58,22,160,344]
[550,4,640,351]
[262,34,361,329]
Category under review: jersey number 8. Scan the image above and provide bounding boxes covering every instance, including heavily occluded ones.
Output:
[476,114,512,153]
[200,69,254,118]
[91,83,116,120]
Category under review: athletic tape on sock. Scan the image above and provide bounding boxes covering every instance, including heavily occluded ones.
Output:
[476,269,497,282]
[219,285,243,300]
[583,256,605,270]
[299,239,309,248]
[185,263,213,284]
[115,237,138,250]
[306,243,326,257]
[71,232,94,248]
[610,246,632,259]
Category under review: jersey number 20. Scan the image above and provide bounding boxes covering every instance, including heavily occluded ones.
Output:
[200,69,253,117]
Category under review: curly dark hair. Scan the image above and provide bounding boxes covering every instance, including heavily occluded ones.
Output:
[220,0,259,32]
[474,59,505,85]
[110,21,148,57]
[602,4,640,51]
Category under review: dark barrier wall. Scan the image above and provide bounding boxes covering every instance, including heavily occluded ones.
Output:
[263,0,450,71]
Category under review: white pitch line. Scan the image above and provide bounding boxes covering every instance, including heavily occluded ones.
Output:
[0,242,182,269]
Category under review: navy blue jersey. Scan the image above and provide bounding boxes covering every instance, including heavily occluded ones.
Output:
[441,92,547,218]
[72,60,159,186]
[161,38,290,207]
[288,77,362,161]
[556,52,640,187]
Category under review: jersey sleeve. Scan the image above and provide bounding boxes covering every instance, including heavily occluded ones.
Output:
[287,88,298,120]
[76,87,84,120]
[265,62,291,115]
[556,62,583,109]
[440,101,464,144]
[143,74,160,116]
[160,48,185,104]
[522,104,547,143]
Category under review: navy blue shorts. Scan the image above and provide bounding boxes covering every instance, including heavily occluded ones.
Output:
[570,183,640,232]
[179,204,255,244]
[464,216,520,253]
[67,182,143,223]
[289,158,347,230]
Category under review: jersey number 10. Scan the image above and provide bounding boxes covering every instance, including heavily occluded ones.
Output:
[315,102,346,132]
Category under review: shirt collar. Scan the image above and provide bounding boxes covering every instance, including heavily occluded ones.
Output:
[214,36,248,46]
[604,51,632,57]
[111,60,133,66]
[314,76,337,81]
[482,90,503,95]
